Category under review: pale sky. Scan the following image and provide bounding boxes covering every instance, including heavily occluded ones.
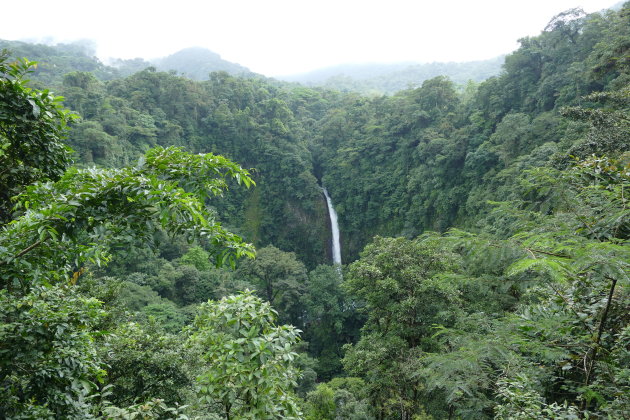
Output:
[1,0,617,76]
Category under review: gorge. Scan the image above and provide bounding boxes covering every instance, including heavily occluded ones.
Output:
[0,3,628,418]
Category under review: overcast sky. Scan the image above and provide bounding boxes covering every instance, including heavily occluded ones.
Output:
[1,0,617,76]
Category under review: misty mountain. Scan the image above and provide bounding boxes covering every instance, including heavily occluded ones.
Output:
[279,56,505,94]
[1,41,253,84]
[152,47,252,80]
[109,47,253,80]
[2,38,501,95]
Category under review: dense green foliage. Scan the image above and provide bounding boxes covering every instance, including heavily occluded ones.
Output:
[0,52,76,223]
[55,67,330,268]
[316,3,629,260]
[0,40,118,86]
[0,54,262,418]
[190,291,302,418]
[1,3,629,419]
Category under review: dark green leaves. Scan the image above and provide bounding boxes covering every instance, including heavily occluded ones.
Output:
[0,52,77,224]
[1,146,255,294]
[0,286,105,418]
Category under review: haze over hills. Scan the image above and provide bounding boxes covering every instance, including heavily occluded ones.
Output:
[147,47,505,93]
[151,47,252,79]
[279,56,505,94]
[1,39,503,94]
[0,40,254,81]
[106,47,253,80]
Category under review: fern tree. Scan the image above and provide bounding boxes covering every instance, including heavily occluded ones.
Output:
[418,154,629,419]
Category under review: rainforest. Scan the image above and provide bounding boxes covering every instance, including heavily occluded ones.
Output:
[0,3,628,419]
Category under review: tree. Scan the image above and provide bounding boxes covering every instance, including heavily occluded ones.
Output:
[489,113,531,165]
[562,86,630,159]
[302,264,362,380]
[0,145,255,416]
[412,154,630,419]
[0,145,255,294]
[98,321,194,408]
[0,52,75,223]
[304,384,335,420]
[189,291,302,419]
[0,286,105,419]
[342,234,464,419]
[237,245,308,327]
[304,378,375,420]
[180,245,213,272]
[498,156,630,416]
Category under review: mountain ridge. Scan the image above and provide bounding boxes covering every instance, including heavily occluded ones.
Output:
[1,39,503,94]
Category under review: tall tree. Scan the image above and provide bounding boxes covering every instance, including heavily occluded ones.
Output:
[343,234,464,419]
[237,245,308,327]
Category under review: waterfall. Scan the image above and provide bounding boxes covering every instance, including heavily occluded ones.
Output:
[322,187,342,265]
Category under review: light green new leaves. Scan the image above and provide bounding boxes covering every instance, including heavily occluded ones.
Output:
[189,291,303,419]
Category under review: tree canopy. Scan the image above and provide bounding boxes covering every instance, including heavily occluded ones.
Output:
[1,3,629,418]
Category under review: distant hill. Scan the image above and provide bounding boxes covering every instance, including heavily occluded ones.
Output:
[1,41,254,85]
[152,47,252,80]
[279,57,505,94]
[3,39,501,94]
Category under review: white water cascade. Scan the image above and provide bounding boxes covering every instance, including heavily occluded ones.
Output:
[322,187,342,265]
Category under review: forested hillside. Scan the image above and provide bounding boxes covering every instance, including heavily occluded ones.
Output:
[0,41,253,84]
[0,39,119,85]
[1,3,628,419]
